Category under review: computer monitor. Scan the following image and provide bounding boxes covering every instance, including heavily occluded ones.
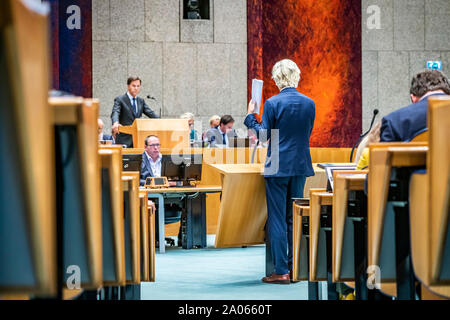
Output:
[161,154,203,185]
[122,154,142,172]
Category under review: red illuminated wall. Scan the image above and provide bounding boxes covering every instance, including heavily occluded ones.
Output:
[248,0,362,147]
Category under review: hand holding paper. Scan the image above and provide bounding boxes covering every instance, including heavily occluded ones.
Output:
[251,79,263,114]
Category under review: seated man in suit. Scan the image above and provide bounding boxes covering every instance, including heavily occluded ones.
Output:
[205,115,238,147]
[380,69,450,142]
[355,69,450,169]
[111,76,159,148]
[140,135,182,246]
[97,118,114,142]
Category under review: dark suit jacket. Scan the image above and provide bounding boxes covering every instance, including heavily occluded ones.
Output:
[205,127,238,147]
[380,93,447,142]
[101,133,113,141]
[111,93,159,147]
[140,152,154,186]
[244,87,315,178]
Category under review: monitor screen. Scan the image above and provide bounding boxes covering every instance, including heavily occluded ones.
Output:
[162,154,202,180]
[122,154,142,172]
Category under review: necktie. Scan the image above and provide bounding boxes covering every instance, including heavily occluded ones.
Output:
[222,133,226,145]
[132,98,137,117]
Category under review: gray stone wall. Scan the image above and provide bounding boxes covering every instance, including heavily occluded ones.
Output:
[93,0,248,139]
[362,0,450,132]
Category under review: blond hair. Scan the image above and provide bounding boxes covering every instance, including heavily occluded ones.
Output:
[180,112,195,121]
[209,115,220,125]
[271,59,301,90]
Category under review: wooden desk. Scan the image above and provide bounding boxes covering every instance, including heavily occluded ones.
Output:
[368,144,427,299]
[310,192,333,282]
[293,203,311,282]
[140,185,222,253]
[99,149,126,287]
[333,171,373,299]
[121,174,141,285]
[0,0,56,296]
[209,164,267,248]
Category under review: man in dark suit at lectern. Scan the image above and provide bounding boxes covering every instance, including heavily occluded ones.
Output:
[245,59,315,284]
[111,76,159,148]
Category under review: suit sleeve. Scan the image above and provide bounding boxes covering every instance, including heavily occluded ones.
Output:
[142,101,160,119]
[111,97,122,124]
[244,100,273,142]
[380,116,397,142]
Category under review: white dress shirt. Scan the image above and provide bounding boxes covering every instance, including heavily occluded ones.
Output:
[145,152,162,177]
[217,126,228,147]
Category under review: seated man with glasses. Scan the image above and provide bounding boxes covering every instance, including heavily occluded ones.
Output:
[140,135,162,185]
[140,134,182,246]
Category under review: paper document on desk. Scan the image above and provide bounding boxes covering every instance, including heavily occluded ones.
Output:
[251,79,263,114]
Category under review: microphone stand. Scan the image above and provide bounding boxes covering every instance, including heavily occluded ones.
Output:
[349,111,378,162]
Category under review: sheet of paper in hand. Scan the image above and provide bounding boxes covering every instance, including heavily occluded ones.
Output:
[251,79,263,114]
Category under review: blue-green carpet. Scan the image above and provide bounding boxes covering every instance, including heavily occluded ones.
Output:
[141,236,309,300]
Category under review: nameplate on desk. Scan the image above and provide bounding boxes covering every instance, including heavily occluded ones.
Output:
[144,176,169,188]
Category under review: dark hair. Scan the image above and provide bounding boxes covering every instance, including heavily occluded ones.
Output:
[144,135,159,146]
[410,70,450,97]
[220,115,234,126]
[127,76,142,85]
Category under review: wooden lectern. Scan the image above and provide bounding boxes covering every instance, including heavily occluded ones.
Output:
[119,119,190,149]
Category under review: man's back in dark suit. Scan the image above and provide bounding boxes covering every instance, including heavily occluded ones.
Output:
[380,92,448,142]
[244,87,315,177]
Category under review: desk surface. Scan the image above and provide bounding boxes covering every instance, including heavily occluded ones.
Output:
[209,163,264,175]
[140,185,222,193]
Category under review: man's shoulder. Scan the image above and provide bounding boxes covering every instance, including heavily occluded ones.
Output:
[268,89,314,105]
[384,99,427,122]
[114,93,128,102]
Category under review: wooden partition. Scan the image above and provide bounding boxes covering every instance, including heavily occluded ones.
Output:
[121,172,141,284]
[139,193,150,282]
[51,97,103,291]
[409,97,450,299]
[119,118,190,149]
[332,170,368,282]
[368,142,428,282]
[309,191,333,282]
[0,0,56,297]
[292,202,311,282]
[99,149,126,286]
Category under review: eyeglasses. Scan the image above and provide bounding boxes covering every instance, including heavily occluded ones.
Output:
[148,143,160,148]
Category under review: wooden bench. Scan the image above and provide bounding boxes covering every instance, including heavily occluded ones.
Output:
[409,96,450,299]
[0,0,57,298]
[333,170,381,299]
[368,142,428,299]
[98,148,126,299]
[139,193,150,282]
[51,97,103,300]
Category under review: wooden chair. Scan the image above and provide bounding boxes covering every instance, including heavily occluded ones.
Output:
[409,96,450,299]
[148,200,156,282]
[99,149,126,287]
[139,193,150,282]
[333,170,374,299]
[0,0,56,298]
[309,189,340,299]
[51,97,103,299]
[121,172,141,286]
[292,199,310,282]
[368,142,428,299]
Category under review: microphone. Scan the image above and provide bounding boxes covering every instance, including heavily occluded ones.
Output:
[349,109,379,162]
[146,95,156,101]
